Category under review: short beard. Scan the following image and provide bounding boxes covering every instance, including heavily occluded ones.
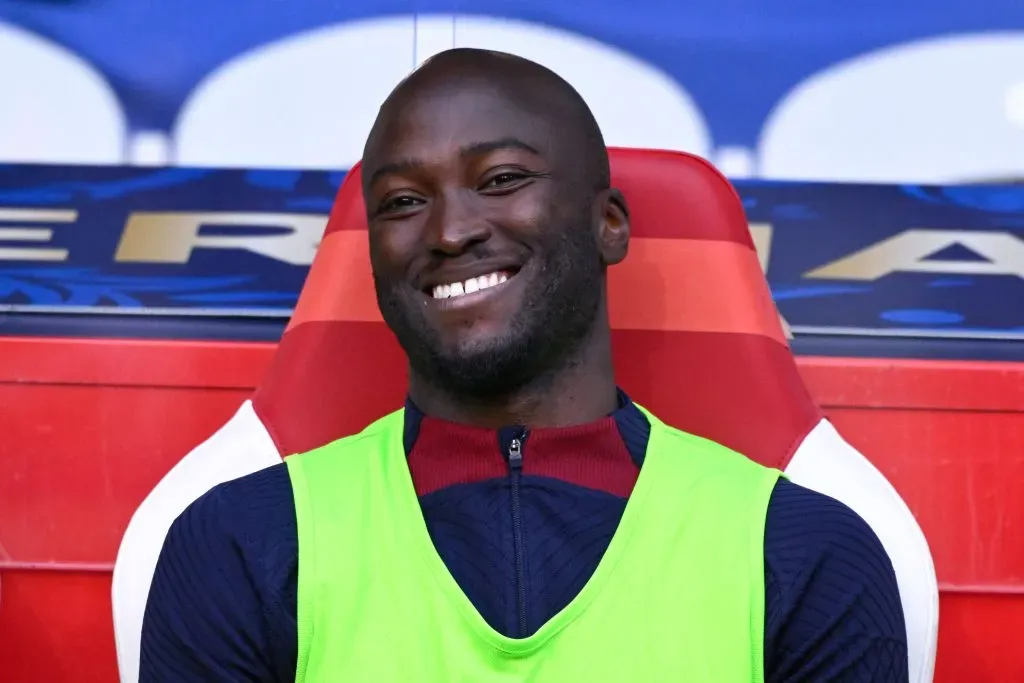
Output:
[376,224,603,401]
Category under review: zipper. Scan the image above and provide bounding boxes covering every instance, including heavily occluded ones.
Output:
[507,430,529,637]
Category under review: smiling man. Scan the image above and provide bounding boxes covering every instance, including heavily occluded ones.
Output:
[140,49,908,682]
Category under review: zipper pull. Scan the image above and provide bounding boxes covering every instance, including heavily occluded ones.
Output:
[508,437,523,471]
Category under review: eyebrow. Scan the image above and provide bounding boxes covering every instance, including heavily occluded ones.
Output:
[365,137,542,188]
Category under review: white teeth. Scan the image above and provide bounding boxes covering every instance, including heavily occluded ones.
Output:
[430,270,513,299]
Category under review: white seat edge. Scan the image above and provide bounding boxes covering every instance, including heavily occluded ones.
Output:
[785,418,939,683]
[112,400,281,683]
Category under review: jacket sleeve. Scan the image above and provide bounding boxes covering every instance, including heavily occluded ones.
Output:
[139,464,299,683]
[763,479,909,682]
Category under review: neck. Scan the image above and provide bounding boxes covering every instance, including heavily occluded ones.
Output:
[409,327,617,429]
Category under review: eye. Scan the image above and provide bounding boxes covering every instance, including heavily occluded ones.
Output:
[376,194,424,216]
[485,172,521,186]
[479,170,532,193]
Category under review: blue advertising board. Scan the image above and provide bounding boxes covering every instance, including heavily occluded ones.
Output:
[1,163,1023,363]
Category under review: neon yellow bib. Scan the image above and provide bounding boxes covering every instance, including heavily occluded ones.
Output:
[287,407,779,682]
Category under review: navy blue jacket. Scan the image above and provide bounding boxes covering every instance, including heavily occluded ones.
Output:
[141,393,908,681]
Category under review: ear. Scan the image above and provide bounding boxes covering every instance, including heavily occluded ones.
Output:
[596,188,630,266]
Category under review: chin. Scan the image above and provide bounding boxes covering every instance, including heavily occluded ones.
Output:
[434,312,517,349]
[440,331,512,364]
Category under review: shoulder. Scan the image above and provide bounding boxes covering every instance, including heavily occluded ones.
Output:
[141,463,298,680]
[158,461,299,608]
[167,461,297,552]
[763,479,908,681]
[765,477,896,574]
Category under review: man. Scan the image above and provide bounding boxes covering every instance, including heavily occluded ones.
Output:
[141,49,908,681]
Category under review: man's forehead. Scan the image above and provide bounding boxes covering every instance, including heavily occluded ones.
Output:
[367,84,560,166]
[388,77,555,129]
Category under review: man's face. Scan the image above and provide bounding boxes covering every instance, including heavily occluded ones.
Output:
[363,83,605,397]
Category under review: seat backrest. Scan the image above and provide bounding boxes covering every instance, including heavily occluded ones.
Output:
[252,147,936,682]
[254,148,819,466]
[116,148,936,683]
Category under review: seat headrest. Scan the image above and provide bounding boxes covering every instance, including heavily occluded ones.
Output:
[254,148,820,467]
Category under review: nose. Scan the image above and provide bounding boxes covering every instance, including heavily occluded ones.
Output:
[424,189,490,256]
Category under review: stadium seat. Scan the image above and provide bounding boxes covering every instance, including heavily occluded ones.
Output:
[0,21,126,164]
[113,148,938,682]
[759,32,1024,183]
[172,15,710,170]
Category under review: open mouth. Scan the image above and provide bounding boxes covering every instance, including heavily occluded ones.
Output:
[426,268,520,300]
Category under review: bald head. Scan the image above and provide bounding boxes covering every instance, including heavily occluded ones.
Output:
[363,48,610,194]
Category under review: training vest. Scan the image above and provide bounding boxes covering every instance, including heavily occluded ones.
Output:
[286,407,781,682]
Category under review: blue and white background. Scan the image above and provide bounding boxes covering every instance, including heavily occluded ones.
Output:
[1,0,1023,181]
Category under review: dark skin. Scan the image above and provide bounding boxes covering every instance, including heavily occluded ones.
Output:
[362,49,630,429]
